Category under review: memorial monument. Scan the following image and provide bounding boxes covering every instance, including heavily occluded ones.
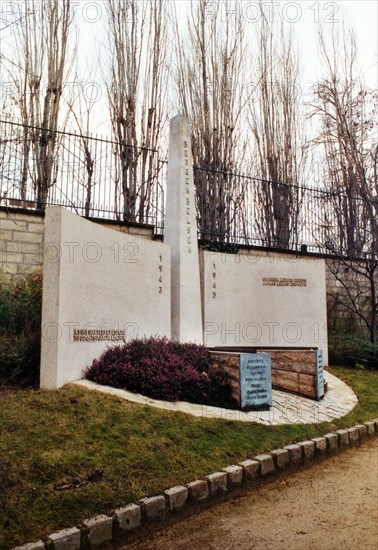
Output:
[164,116,203,343]
[41,115,327,403]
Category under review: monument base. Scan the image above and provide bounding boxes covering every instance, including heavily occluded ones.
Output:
[210,347,325,401]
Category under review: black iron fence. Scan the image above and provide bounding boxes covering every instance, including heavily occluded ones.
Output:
[1,119,376,257]
[194,166,377,257]
[0,119,166,234]
[194,165,322,252]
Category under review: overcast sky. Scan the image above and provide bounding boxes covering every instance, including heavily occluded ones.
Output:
[71,0,377,125]
[75,1,377,80]
[1,0,377,134]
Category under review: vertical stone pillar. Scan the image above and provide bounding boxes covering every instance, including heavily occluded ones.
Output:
[165,115,203,343]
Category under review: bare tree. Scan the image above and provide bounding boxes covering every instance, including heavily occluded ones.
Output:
[174,0,249,242]
[3,0,75,208]
[248,4,308,249]
[311,26,378,342]
[65,75,100,217]
[106,0,169,223]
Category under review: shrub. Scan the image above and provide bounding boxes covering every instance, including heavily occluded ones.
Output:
[0,272,42,385]
[84,336,237,408]
[328,334,378,369]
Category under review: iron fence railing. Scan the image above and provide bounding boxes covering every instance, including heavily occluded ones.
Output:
[0,119,166,234]
[193,166,377,256]
[1,120,376,256]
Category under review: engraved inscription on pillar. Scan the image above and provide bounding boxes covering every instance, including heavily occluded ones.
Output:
[183,140,192,254]
[158,254,163,294]
[212,262,217,299]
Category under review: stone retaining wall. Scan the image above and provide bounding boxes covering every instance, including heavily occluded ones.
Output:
[326,260,355,332]
[0,208,155,284]
[0,209,44,283]
[325,258,376,336]
[13,418,378,550]
[0,208,369,337]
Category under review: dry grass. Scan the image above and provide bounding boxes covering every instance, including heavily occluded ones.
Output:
[1,366,377,549]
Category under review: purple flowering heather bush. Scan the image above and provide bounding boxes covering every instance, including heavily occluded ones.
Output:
[84,336,237,407]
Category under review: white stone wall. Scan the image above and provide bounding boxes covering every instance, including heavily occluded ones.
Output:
[201,249,329,364]
[40,207,171,389]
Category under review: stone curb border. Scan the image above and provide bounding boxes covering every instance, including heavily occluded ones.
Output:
[13,419,378,550]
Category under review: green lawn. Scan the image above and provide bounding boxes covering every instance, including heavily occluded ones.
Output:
[1,366,377,549]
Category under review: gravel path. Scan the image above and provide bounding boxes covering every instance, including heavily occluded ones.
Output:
[123,438,378,550]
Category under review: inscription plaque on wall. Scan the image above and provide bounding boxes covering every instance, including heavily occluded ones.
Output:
[240,353,272,409]
[73,329,126,342]
[262,277,307,287]
[315,349,324,399]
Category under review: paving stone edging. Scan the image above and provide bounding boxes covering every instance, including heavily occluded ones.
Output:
[13,419,378,550]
